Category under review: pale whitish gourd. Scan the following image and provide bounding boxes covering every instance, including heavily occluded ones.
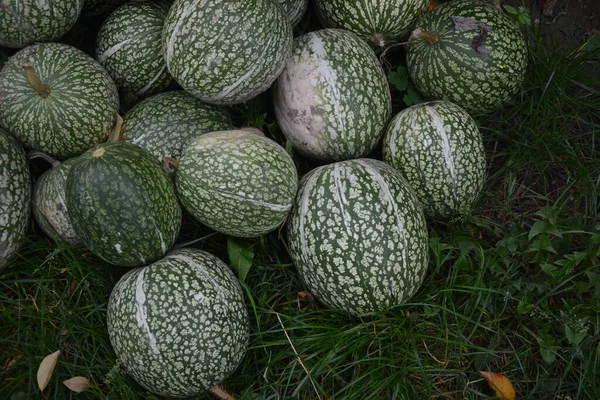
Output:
[0,0,83,48]
[32,157,81,245]
[96,0,172,103]
[82,0,128,17]
[66,142,181,267]
[277,0,309,27]
[0,42,119,160]
[176,130,298,238]
[287,158,429,316]
[274,28,392,161]
[383,101,486,219]
[314,0,429,48]
[162,0,293,105]
[107,248,249,398]
[121,91,231,162]
[0,128,31,268]
[407,0,528,114]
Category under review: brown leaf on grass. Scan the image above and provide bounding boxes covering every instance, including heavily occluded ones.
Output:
[428,0,439,11]
[63,376,92,393]
[479,371,516,400]
[297,291,314,299]
[37,350,60,392]
[540,0,558,17]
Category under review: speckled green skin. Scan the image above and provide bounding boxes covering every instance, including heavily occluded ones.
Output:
[314,0,429,48]
[0,128,31,268]
[66,142,181,267]
[96,0,172,102]
[32,158,81,245]
[277,0,308,27]
[407,0,527,114]
[82,0,127,17]
[383,101,486,219]
[121,91,231,161]
[162,0,292,105]
[274,28,391,161]
[287,159,429,316]
[0,0,83,48]
[0,43,119,159]
[107,248,249,398]
[176,130,298,238]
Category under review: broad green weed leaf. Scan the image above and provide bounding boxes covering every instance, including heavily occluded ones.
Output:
[228,238,254,283]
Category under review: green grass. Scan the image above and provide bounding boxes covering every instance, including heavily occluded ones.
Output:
[1,15,600,400]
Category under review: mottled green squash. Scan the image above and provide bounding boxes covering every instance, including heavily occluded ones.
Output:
[277,0,308,27]
[162,0,292,105]
[32,156,81,245]
[0,128,31,268]
[107,248,249,398]
[176,130,298,238]
[287,159,429,316]
[274,28,391,161]
[407,0,528,113]
[121,91,231,162]
[0,42,119,159]
[66,142,181,267]
[96,0,172,104]
[0,0,83,48]
[314,0,429,48]
[383,101,486,219]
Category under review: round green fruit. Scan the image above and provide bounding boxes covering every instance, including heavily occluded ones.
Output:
[162,0,292,105]
[107,248,249,398]
[383,101,486,219]
[176,130,298,238]
[66,141,181,267]
[287,158,429,316]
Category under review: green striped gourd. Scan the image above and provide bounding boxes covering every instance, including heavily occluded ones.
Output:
[32,156,81,245]
[121,91,231,161]
[0,128,31,268]
[407,0,527,114]
[66,142,181,267]
[176,130,298,238]
[383,101,486,219]
[0,0,83,48]
[274,28,391,161]
[287,159,429,316]
[96,0,172,105]
[0,42,119,159]
[277,0,308,27]
[107,248,249,398]
[162,0,292,105]
[82,0,128,17]
[314,0,429,48]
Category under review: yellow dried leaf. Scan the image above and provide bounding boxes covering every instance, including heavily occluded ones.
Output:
[480,371,516,400]
[37,350,60,392]
[63,376,92,393]
[429,0,439,10]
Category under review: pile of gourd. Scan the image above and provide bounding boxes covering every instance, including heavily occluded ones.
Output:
[0,0,527,397]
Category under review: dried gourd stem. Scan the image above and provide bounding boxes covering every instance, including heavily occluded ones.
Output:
[22,64,50,98]
[275,312,323,400]
[107,114,124,142]
[209,385,237,400]
[369,33,386,48]
[379,39,412,64]
[163,157,179,174]
[27,150,61,168]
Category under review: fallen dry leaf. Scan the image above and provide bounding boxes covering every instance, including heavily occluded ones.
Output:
[429,0,439,11]
[63,376,92,393]
[480,371,516,400]
[37,350,60,392]
[297,291,314,299]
